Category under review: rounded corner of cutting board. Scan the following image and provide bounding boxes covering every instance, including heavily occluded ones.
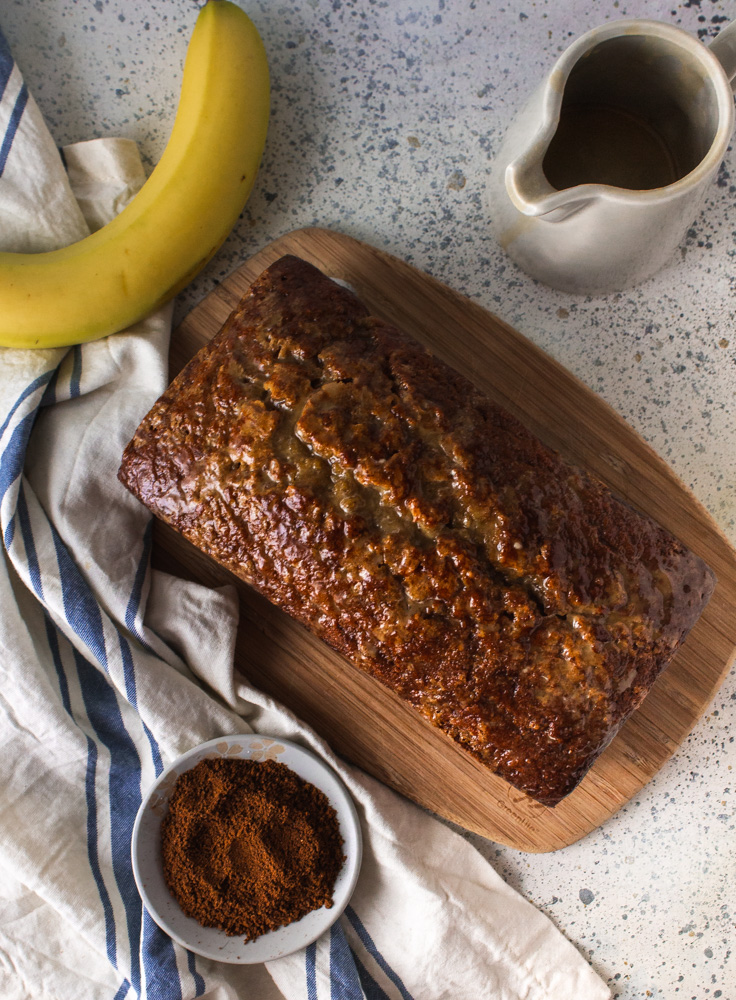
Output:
[164,228,736,853]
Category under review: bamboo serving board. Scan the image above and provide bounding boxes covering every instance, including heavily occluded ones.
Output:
[151,227,736,853]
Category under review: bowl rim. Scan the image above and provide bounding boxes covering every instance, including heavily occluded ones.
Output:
[131,732,363,963]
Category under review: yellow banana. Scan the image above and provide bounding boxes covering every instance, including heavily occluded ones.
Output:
[0,0,269,349]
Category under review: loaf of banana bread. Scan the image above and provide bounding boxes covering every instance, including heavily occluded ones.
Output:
[118,255,716,805]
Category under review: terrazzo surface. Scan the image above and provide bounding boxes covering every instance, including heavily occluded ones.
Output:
[3,1,735,998]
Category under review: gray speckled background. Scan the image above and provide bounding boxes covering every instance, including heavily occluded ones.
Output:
[3,1,735,997]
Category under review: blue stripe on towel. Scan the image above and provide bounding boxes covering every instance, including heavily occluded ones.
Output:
[118,631,139,708]
[0,371,55,547]
[39,597,119,971]
[120,522,164,776]
[73,646,144,996]
[70,345,83,398]
[15,483,42,597]
[112,979,131,1000]
[41,366,62,409]
[186,949,206,998]
[0,30,13,102]
[0,370,55,506]
[141,909,183,1000]
[37,609,115,967]
[306,941,318,1000]
[119,632,163,776]
[119,517,167,779]
[0,411,37,502]
[345,907,414,1000]
[34,534,124,980]
[51,522,109,668]
[351,950,392,1000]
[43,613,73,715]
[0,370,53,442]
[3,515,16,550]
[124,518,155,652]
[329,922,366,1000]
[0,81,28,178]
[84,736,119,967]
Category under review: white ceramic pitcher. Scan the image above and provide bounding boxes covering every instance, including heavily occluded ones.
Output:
[486,18,736,295]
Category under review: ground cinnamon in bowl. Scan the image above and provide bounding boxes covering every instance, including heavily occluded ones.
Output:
[160,755,345,941]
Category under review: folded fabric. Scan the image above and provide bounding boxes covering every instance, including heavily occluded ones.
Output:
[0,27,610,1000]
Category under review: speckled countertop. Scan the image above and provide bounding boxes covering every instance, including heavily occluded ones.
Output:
[3,1,735,998]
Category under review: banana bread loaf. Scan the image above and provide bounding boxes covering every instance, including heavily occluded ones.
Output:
[118,255,716,805]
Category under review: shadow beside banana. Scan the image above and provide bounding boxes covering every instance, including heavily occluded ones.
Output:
[0,0,270,349]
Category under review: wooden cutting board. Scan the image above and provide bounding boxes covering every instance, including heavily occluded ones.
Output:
[151,226,736,852]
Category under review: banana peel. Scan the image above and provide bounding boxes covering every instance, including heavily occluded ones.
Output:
[0,0,270,349]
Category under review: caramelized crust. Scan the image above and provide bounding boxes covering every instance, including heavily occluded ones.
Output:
[119,256,716,805]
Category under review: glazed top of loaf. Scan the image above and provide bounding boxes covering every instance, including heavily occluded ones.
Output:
[119,255,716,804]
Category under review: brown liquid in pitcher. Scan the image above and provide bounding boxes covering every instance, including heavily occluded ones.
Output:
[543,104,681,191]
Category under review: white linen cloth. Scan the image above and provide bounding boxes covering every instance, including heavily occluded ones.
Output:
[0,31,611,1000]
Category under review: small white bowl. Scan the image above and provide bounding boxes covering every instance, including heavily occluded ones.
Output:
[131,733,362,963]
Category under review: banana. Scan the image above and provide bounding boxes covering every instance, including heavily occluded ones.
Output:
[0,0,270,349]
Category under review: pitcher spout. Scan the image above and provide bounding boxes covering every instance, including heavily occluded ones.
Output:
[505,158,597,223]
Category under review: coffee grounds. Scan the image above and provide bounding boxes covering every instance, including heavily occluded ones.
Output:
[160,756,345,941]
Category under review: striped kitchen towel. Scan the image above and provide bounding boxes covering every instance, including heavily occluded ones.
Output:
[0,26,610,1000]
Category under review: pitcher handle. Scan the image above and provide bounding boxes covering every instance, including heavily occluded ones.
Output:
[709,19,736,91]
